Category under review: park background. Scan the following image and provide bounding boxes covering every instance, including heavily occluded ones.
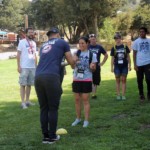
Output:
[0,52,150,149]
[0,0,150,149]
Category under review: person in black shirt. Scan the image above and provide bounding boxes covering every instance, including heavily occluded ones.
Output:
[110,33,131,100]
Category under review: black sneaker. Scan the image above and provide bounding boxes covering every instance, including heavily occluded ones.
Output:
[147,94,150,101]
[140,95,145,102]
[42,135,60,144]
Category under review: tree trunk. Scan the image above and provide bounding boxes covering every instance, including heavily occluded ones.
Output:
[93,12,99,37]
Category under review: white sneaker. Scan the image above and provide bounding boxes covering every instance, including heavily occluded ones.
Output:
[71,118,81,126]
[122,96,126,100]
[21,103,28,109]
[83,121,89,128]
[26,101,35,107]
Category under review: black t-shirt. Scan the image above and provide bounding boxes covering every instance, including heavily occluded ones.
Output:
[110,44,130,67]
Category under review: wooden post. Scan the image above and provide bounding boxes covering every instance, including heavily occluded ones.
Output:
[25,14,28,29]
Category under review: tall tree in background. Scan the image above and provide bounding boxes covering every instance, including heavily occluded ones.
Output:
[31,0,123,43]
[131,0,150,31]
[0,0,30,31]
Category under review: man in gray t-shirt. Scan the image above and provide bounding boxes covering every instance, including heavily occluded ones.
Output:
[132,27,150,102]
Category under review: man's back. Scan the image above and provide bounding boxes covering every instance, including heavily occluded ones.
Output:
[36,38,70,76]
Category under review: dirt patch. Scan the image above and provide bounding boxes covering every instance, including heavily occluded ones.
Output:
[140,124,150,131]
[112,113,128,119]
[0,44,16,53]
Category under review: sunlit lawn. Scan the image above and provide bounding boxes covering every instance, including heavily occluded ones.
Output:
[0,52,150,150]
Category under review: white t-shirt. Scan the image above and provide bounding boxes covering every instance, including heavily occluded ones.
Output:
[132,37,150,66]
[17,39,36,68]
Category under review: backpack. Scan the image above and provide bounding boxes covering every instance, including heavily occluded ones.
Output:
[114,44,127,57]
[76,50,93,64]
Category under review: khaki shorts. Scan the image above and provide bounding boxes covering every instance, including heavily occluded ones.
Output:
[19,68,35,86]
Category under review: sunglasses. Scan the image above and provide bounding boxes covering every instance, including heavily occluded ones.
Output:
[89,34,96,38]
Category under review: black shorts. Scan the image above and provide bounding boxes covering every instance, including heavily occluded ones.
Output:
[92,67,101,85]
[72,81,92,93]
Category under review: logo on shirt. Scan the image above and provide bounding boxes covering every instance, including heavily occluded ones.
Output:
[77,55,89,71]
[42,44,52,53]
[140,42,149,53]
[90,48,99,54]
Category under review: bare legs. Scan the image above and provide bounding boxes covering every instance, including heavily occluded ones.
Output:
[92,84,97,96]
[115,76,127,98]
[20,85,31,102]
[74,93,90,121]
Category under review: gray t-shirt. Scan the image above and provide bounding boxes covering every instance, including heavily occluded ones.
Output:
[73,50,97,81]
[132,37,150,66]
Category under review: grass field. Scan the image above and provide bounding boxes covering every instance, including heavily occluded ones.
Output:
[0,53,150,150]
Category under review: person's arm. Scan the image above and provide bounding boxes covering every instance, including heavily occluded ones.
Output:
[100,52,108,66]
[90,53,97,72]
[111,56,114,73]
[65,51,75,69]
[35,53,37,67]
[17,51,21,73]
[127,53,131,71]
[133,50,138,71]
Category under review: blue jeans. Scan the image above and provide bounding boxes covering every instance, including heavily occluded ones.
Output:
[114,65,128,77]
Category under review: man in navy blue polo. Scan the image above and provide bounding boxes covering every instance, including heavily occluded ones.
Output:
[35,27,75,144]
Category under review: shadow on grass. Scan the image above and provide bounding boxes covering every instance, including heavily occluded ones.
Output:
[0,77,150,149]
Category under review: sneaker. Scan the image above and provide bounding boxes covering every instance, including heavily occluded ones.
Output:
[122,96,126,100]
[92,95,97,99]
[83,121,89,128]
[140,95,145,102]
[116,95,121,100]
[147,94,150,101]
[71,118,81,126]
[42,135,60,144]
[26,101,35,107]
[21,102,28,109]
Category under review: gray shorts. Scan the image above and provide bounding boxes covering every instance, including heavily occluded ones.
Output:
[19,68,35,86]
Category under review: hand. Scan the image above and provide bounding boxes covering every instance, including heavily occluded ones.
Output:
[73,55,78,62]
[134,65,138,71]
[17,66,21,73]
[90,63,96,72]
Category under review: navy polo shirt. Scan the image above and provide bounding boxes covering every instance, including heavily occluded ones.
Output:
[36,38,70,77]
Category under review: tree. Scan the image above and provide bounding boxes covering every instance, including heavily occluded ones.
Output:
[99,18,116,44]
[0,0,30,31]
[131,1,150,31]
[114,11,133,35]
[30,0,123,43]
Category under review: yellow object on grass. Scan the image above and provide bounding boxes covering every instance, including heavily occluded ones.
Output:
[56,128,68,135]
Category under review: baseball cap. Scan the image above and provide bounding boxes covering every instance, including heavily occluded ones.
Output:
[114,33,121,39]
[47,27,59,36]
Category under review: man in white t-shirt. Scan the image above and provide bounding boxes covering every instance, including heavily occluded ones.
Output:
[132,27,150,102]
[17,27,37,109]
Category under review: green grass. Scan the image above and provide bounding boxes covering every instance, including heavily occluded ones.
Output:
[0,54,150,150]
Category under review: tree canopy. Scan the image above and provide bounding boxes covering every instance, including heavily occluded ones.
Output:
[30,0,123,43]
[0,0,150,42]
[0,0,30,31]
